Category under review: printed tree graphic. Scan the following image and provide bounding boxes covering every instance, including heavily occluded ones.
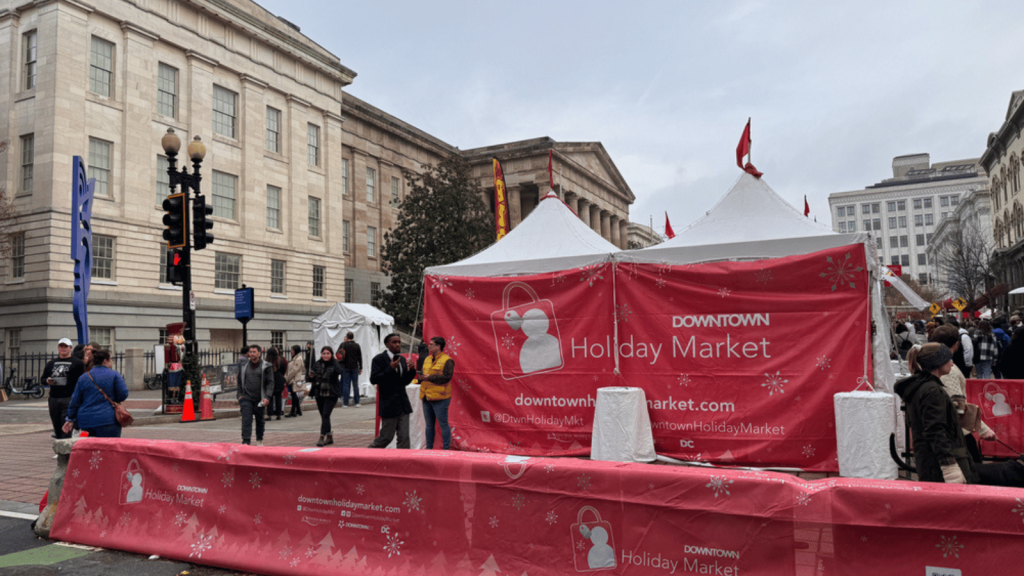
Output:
[72,497,89,524]
[274,529,293,557]
[181,513,202,542]
[479,554,501,576]
[430,550,449,574]
[336,545,361,571]
[310,532,337,566]
[454,554,475,574]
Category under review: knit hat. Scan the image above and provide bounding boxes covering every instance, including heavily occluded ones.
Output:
[917,343,952,372]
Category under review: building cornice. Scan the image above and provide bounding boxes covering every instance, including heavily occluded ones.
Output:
[828,181,985,205]
[239,73,267,89]
[185,49,219,68]
[120,21,159,41]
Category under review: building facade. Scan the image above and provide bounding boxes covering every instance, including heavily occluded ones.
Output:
[980,90,1024,311]
[0,0,633,356]
[924,186,993,298]
[626,222,662,248]
[827,153,987,287]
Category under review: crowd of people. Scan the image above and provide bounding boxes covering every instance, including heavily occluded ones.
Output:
[892,313,1024,379]
[37,338,129,440]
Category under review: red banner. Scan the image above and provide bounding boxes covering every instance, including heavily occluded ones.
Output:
[53,438,1024,575]
[424,244,871,470]
[967,378,1024,458]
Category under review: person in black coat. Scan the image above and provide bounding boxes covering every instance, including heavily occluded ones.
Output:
[368,333,416,448]
[997,328,1024,380]
[307,346,341,447]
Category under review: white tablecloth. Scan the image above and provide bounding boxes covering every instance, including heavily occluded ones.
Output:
[590,386,656,462]
[834,391,898,479]
[385,384,425,449]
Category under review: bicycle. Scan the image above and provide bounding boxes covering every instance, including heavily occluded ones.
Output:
[2,366,46,399]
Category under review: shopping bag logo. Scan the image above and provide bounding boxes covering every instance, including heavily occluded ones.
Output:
[570,506,616,572]
[979,382,1013,418]
[491,281,564,380]
[119,459,144,505]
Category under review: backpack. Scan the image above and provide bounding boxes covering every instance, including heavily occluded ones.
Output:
[971,335,981,365]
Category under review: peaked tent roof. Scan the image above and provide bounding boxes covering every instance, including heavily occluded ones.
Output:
[312,302,394,329]
[425,191,619,277]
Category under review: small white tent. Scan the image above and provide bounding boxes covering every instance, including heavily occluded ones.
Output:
[311,303,394,399]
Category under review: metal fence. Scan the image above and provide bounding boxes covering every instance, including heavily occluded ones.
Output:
[0,352,126,385]
[143,349,238,376]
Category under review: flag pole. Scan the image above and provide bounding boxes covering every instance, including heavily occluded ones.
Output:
[747,117,751,165]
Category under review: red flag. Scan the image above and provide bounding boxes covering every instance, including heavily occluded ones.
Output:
[664,212,675,239]
[493,158,510,240]
[735,120,763,178]
[548,149,555,190]
[804,195,810,217]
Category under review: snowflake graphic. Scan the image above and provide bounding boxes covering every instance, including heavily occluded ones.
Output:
[99,530,106,538]
[819,252,864,291]
[936,535,964,558]
[579,264,604,287]
[305,546,316,558]
[615,303,633,323]
[884,503,892,510]
[796,493,812,507]
[290,558,300,567]
[174,512,188,527]
[489,516,499,529]
[222,472,234,488]
[762,371,787,396]
[217,445,241,462]
[171,463,180,472]
[283,452,297,466]
[1013,498,1024,522]
[860,536,868,543]
[677,374,691,387]
[816,356,831,371]
[657,262,673,276]
[250,472,262,489]
[551,273,566,286]
[545,510,558,525]
[446,335,461,357]
[544,464,555,473]
[457,378,472,393]
[119,512,131,527]
[356,484,365,496]
[404,490,422,512]
[755,268,773,285]
[575,539,588,552]
[577,474,591,491]
[384,533,403,558]
[465,288,475,299]
[501,334,516,350]
[253,513,262,526]
[511,493,527,511]
[279,545,292,560]
[89,451,102,470]
[71,469,80,478]
[706,475,734,498]
[656,277,667,289]
[718,287,731,298]
[190,534,214,559]
[429,275,452,293]
[218,505,227,515]
[802,445,816,458]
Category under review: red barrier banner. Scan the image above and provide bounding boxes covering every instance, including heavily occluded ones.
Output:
[424,244,871,470]
[967,379,1024,458]
[53,439,1024,575]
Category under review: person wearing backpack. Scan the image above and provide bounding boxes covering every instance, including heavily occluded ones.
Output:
[974,320,998,379]
[893,323,914,360]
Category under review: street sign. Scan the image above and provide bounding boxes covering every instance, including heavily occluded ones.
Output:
[952,298,968,312]
[929,302,941,315]
[189,290,195,311]
[234,286,254,321]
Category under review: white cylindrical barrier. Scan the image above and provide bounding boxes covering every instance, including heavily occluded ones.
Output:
[591,387,656,463]
[834,391,898,479]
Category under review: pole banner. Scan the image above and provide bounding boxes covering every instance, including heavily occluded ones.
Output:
[493,158,510,241]
[52,438,1024,575]
[423,243,871,470]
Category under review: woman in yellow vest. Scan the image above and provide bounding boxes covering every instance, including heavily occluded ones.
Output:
[417,336,455,449]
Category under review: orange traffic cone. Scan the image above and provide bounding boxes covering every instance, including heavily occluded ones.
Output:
[198,374,215,421]
[181,380,196,422]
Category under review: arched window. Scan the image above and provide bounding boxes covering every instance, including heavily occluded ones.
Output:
[1006,209,1013,246]
[995,218,1003,248]
[994,176,1002,209]
[1004,164,1010,204]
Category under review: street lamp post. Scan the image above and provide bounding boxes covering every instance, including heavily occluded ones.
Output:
[161,128,206,357]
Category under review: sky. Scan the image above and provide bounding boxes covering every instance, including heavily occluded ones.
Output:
[254,0,1024,234]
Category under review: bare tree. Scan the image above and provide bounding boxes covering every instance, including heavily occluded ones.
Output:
[0,140,18,262]
[933,218,994,302]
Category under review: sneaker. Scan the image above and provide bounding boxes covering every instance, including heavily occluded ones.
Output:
[256,441,264,447]
[341,404,348,408]
[53,454,59,459]
[242,440,251,445]
[353,403,360,408]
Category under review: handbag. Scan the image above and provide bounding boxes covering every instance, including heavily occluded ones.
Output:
[88,372,134,427]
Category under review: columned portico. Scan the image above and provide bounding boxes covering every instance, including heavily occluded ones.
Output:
[600,210,611,242]
[610,215,621,247]
[577,198,591,228]
[589,204,601,236]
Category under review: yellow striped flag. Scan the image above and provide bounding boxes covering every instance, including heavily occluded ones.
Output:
[493,158,510,240]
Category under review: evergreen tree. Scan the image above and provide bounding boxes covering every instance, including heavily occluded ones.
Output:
[381,156,493,330]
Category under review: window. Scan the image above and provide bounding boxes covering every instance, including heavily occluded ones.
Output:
[919,273,928,284]
[156,155,170,204]
[847,220,856,232]
[271,331,284,350]
[308,196,321,237]
[20,134,33,193]
[159,246,168,284]
[888,217,897,229]
[916,234,925,246]
[89,138,112,197]
[899,235,908,248]
[92,328,113,353]
[7,329,21,357]
[940,196,949,207]
[923,198,933,209]
[891,255,899,265]
[875,237,882,249]
[367,226,377,257]
[391,176,401,204]
[873,218,881,231]
[158,328,168,344]
[342,158,349,196]
[863,220,870,231]
[24,32,37,90]
[366,167,376,203]
[307,124,320,166]
[918,254,926,266]
[157,63,177,118]
[92,235,114,280]
[313,266,325,298]
[211,171,237,219]
[889,236,898,249]
[887,201,896,212]
[847,205,855,214]
[343,220,350,252]
[925,213,934,226]
[861,204,871,215]
[215,253,241,289]
[897,200,906,211]
[898,216,907,228]
[900,255,909,266]
[871,203,880,214]
[266,107,281,153]
[914,214,923,226]
[913,199,922,210]
[951,195,960,206]
[837,207,845,217]
[271,260,285,294]
[838,221,846,233]
[89,36,114,97]
[344,279,353,303]
[212,85,237,138]
[11,233,25,279]
[267,185,281,229]
[371,282,382,308]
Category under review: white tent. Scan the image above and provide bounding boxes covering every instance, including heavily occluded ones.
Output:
[425,191,619,277]
[311,303,394,399]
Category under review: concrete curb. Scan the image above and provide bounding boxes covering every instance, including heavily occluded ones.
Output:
[131,409,242,427]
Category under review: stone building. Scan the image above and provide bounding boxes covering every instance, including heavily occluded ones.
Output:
[925,186,993,298]
[981,90,1024,311]
[626,222,662,248]
[827,154,987,287]
[0,0,633,356]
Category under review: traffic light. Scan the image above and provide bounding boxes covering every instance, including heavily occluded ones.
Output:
[166,249,185,285]
[192,194,214,250]
[162,193,187,248]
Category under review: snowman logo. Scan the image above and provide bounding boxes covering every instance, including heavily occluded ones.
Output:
[505,307,561,374]
[492,282,564,380]
[120,460,145,505]
[984,383,1013,418]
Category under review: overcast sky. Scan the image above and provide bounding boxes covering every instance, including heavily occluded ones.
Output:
[255,0,1024,233]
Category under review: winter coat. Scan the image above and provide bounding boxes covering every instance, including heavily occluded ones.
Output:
[309,359,341,398]
[238,359,274,403]
[895,370,977,483]
[66,366,129,430]
[284,355,306,390]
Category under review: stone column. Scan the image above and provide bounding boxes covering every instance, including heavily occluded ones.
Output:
[590,204,602,235]
[620,220,629,249]
[122,348,146,391]
[610,215,621,247]
[565,192,579,216]
[509,185,523,229]
[577,198,590,227]
[600,210,611,242]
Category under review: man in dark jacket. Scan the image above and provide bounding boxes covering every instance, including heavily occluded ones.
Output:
[237,344,274,445]
[339,332,363,407]
[368,333,416,448]
[42,338,86,439]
